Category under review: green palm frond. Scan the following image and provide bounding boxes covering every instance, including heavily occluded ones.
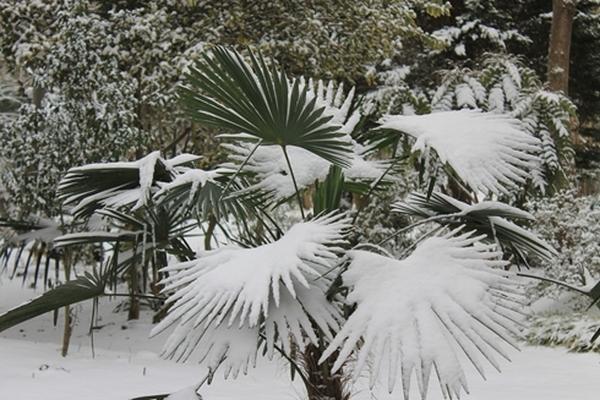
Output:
[179,46,353,167]
[58,152,201,219]
[0,217,63,288]
[0,269,105,333]
[393,191,556,263]
[313,165,345,215]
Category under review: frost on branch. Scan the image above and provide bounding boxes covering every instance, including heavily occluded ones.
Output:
[321,229,524,400]
[150,213,350,377]
[378,110,542,195]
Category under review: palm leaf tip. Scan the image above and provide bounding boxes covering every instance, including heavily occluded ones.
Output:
[320,229,524,399]
[180,45,355,168]
[150,213,350,370]
[378,110,542,195]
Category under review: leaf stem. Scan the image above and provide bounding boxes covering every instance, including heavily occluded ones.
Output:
[282,145,306,219]
[351,156,406,225]
[517,272,589,296]
[374,212,462,247]
[219,139,263,201]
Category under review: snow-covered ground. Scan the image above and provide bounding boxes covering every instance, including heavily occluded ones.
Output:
[1,278,599,400]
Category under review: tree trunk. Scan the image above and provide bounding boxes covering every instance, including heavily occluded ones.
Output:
[204,214,217,251]
[32,85,45,108]
[547,0,576,95]
[61,251,73,357]
[128,264,140,320]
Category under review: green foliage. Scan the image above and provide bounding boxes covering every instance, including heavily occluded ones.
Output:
[0,269,105,333]
[394,191,557,263]
[430,55,577,192]
[526,313,600,353]
[312,166,345,215]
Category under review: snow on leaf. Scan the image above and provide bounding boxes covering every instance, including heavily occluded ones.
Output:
[222,141,388,201]
[378,110,542,195]
[321,229,523,400]
[455,84,476,109]
[154,168,229,203]
[58,151,187,217]
[220,79,387,201]
[488,86,505,113]
[151,213,349,373]
[133,151,163,210]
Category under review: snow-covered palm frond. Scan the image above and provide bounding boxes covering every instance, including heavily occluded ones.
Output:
[222,139,388,202]
[58,152,206,218]
[378,110,542,195]
[218,80,389,201]
[150,213,350,374]
[321,229,523,400]
[393,191,556,262]
[179,46,353,168]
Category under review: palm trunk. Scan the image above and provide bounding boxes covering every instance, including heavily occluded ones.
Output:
[301,344,349,400]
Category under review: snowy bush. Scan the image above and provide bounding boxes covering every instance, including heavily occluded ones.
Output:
[526,314,600,353]
[525,190,600,307]
[431,56,577,191]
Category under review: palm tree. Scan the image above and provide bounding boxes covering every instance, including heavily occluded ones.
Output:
[0,47,569,400]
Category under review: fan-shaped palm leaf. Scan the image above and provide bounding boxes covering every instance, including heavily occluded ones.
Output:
[58,152,201,219]
[218,79,391,202]
[150,213,350,373]
[393,191,556,262]
[378,110,542,195]
[321,229,524,400]
[179,46,353,168]
[0,217,62,287]
[222,140,389,202]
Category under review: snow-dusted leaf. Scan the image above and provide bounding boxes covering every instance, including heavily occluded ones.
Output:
[58,152,207,218]
[393,191,556,261]
[151,213,349,374]
[154,168,229,203]
[321,229,523,400]
[378,110,542,195]
[222,141,388,201]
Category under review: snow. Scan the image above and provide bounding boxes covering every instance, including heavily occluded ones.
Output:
[378,110,542,195]
[219,77,389,201]
[133,151,162,210]
[223,140,389,201]
[154,168,228,202]
[1,278,599,400]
